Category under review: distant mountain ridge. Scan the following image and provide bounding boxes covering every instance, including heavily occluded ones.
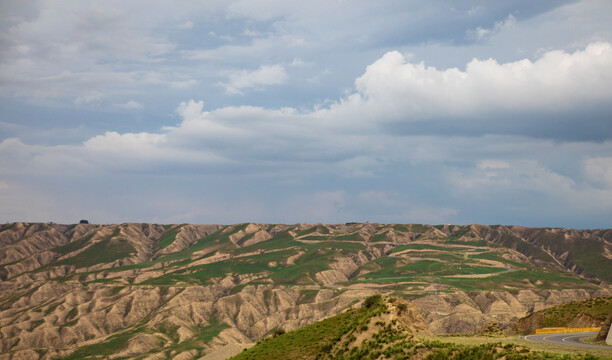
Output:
[0,222,610,359]
[1,222,610,283]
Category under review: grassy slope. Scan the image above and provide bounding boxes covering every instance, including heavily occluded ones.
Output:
[232,296,605,360]
[540,297,612,327]
[41,222,601,293]
[351,239,593,292]
[485,227,612,283]
[54,228,136,268]
[570,238,612,282]
[157,229,179,249]
[524,297,612,329]
[232,298,388,360]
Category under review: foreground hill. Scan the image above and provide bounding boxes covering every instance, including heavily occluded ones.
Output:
[232,295,605,360]
[0,222,611,359]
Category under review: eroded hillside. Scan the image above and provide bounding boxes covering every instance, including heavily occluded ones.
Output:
[0,222,610,359]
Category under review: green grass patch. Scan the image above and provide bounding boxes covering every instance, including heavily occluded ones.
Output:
[447,225,471,240]
[296,226,330,237]
[231,297,386,360]
[51,233,96,255]
[152,227,233,262]
[196,320,231,345]
[444,239,491,247]
[55,229,135,268]
[414,252,465,262]
[143,248,300,286]
[298,290,319,304]
[268,248,336,284]
[371,231,389,242]
[392,224,411,233]
[469,251,525,268]
[30,319,45,329]
[410,224,431,233]
[62,326,146,360]
[298,232,363,241]
[300,235,329,240]
[539,297,612,328]
[333,233,364,241]
[436,269,594,292]
[568,237,612,282]
[158,229,179,249]
[244,231,302,251]
[390,243,451,253]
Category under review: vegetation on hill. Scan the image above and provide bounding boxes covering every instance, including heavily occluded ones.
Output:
[232,295,603,360]
[514,297,612,334]
[539,297,612,327]
[232,295,390,360]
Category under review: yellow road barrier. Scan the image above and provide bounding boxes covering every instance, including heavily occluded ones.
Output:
[535,327,601,334]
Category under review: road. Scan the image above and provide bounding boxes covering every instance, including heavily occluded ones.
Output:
[524,331,612,350]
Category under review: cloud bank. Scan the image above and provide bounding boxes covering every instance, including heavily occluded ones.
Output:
[3,42,612,169]
[1,42,612,226]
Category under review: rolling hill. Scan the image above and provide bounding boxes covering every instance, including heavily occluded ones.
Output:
[0,222,610,359]
[232,295,606,360]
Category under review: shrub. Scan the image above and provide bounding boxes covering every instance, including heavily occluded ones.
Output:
[272,327,285,337]
[363,294,382,308]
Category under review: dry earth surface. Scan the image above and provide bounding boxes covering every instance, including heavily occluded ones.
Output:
[0,222,610,359]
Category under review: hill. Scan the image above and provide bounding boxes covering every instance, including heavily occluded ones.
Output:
[0,222,610,359]
[514,297,612,335]
[231,295,604,360]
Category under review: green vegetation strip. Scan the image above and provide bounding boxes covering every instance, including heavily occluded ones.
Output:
[158,229,179,249]
[538,297,612,328]
[62,327,145,360]
[54,228,135,268]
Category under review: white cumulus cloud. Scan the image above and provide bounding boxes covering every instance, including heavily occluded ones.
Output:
[350,42,612,119]
[220,64,288,94]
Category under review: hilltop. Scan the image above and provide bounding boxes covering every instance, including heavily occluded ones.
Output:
[0,222,610,359]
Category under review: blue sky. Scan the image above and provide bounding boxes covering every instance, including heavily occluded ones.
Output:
[1,1,612,228]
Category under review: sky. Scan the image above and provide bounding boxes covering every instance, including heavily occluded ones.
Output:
[1,1,612,228]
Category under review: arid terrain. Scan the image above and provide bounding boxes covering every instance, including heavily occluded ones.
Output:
[0,222,611,359]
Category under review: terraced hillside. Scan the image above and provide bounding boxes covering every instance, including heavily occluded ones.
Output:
[0,222,611,359]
